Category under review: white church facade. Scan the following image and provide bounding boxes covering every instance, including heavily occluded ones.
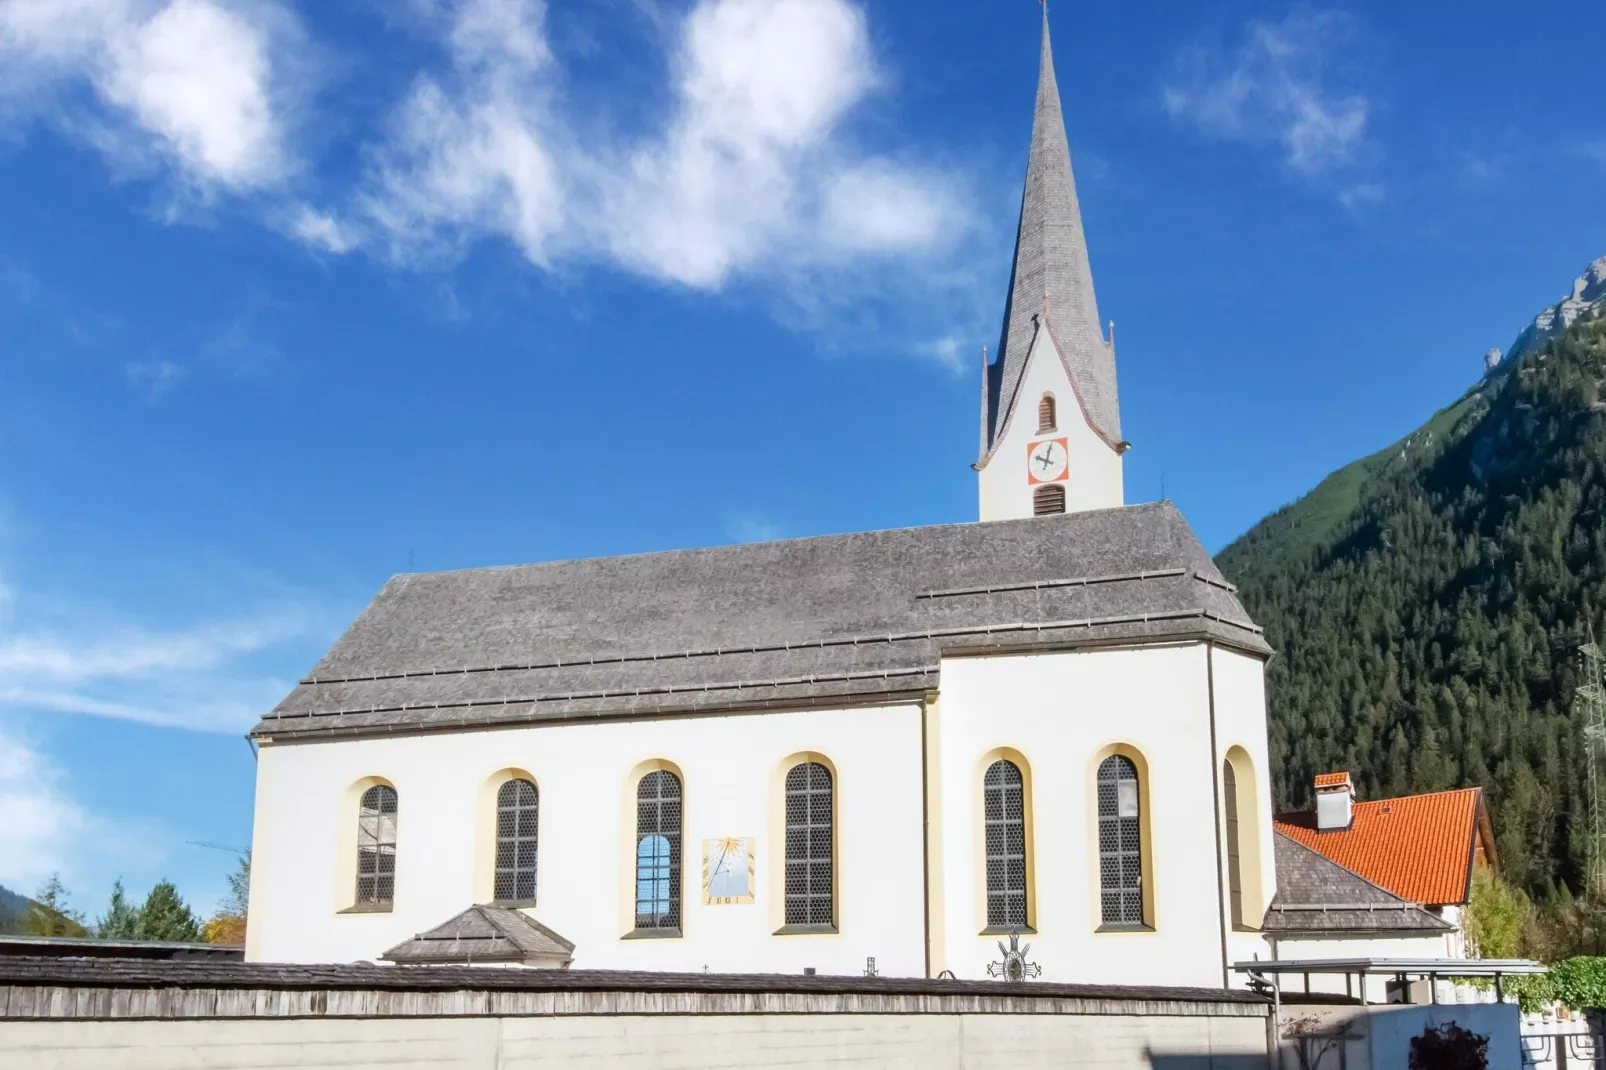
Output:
[247,12,1302,988]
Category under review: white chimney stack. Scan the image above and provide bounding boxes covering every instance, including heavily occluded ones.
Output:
[1315,772,1355,831]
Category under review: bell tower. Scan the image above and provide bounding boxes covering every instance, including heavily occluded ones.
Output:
[976,7,1128,521]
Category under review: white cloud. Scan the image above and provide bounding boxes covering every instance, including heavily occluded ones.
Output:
[287,204,357,253]
[348,0,968,291]
[0,725,87,892]
[0,0,308,193]
[724,510,785,544]
[0,599,320,732]
[126,358,184,397]
[1163,11,1371,180]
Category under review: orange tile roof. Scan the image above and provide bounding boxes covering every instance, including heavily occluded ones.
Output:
[1273,788,1484,906]
[1313,772,1352,789]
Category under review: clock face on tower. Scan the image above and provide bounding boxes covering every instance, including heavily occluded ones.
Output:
[1027,437,1069,484]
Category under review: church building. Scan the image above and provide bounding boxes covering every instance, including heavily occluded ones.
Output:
[244,11,1280,989]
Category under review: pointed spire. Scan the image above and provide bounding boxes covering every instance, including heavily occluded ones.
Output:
[982,5,1121,456]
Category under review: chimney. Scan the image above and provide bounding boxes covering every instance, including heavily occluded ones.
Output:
[1315,772,1354,831]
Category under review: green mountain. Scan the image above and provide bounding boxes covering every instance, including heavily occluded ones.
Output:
[1217,266,1606,899]
[0,884,33,934]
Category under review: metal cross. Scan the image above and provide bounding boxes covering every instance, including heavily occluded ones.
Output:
[986,931,1042,981]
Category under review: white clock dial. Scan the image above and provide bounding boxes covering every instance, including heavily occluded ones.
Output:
[1029,439,1068,481]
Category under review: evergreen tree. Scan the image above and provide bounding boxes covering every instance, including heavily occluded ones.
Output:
[136,879,200,942]
[1218,314,1606,903]
[96,879,140,940]
[24,874,87,938]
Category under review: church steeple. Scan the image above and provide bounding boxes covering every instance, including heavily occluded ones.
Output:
[980,7,1122,462]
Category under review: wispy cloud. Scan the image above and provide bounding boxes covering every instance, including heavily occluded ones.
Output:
[0,725,88,892]
[0,588,325,733]
[125,358,184,398]
[1162,10,1374,192]
[336,0,970,291]
[1577,141,1606,171]
[0,0,314,196]
[724,510,785,544]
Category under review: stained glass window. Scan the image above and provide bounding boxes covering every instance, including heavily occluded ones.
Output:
[784,762,834,927]
[1097,755,1144,926]
[355,784,398,907]
[634,770,682,930]
[984,759,1028,929]
[494,778,538,903]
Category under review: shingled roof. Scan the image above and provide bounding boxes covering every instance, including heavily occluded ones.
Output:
[382,906,573,966]
[982,7,1120,460]
[1262,833,1452,936]
[1275,788,1492,907]
[253,502,1267,741]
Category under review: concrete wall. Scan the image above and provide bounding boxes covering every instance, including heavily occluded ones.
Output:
[1278,1001,1521,1070]
[248,703,928,975]
[978,325,1124,521]
[0,1012,1272,1070]
[932,642,1274,988]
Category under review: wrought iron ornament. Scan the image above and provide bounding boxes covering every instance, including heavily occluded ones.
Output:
[987,930,1042,981]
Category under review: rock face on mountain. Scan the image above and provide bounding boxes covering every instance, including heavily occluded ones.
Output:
[1507,255,1606,361]
[1216,259,1606,899]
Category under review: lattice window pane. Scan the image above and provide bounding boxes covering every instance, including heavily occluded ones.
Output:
[984,760,1028,929]
[494,778,539,903]
[783,762,834,928]
[1097,755,1144,926]
[1223,760,1245,927]
[355,785,398,906]
[634,771,682,929]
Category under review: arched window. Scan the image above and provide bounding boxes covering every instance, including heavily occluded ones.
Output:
[984,759,1028,929]
[1223,760,1243,928]
[1033,484,1066,516]
[1097,755,1144,927]
[784,762,834,928]
[634,770,682,931]
[1037,394,1057,432]
[356,784,398,907]
[494,778,539,903]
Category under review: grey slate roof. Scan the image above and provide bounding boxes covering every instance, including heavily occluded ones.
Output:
[1263,833,1452,936]
[253,502,1268,741]
[381,905,574,965]
[982,9,1120,459]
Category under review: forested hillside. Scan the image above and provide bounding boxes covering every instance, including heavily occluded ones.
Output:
[1217,314,1606,899]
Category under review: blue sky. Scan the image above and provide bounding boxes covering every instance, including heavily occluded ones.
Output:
[0,0,1602,923]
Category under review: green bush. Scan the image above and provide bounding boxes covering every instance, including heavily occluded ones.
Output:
[1548,958,1606,1011]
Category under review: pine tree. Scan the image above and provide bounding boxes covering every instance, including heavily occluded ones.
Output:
[96,879,140,940]
[136,880,201,943]
[24,874,87,938]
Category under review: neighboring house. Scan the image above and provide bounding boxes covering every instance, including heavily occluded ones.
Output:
[243,8,1281,990]
[1273,773,1497,958]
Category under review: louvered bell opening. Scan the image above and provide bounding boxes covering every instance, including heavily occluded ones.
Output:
[1033,484,1066,516]
[1037,395,1056,432]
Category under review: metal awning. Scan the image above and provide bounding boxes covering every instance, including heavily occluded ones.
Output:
[1233,958,1546,977]
[1232,957,1546,1006]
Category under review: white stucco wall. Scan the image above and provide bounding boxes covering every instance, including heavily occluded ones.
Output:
[930,642,1274,988]
[978,327,1124,521]
[1211,646,1279,983]
[248,704,927,976]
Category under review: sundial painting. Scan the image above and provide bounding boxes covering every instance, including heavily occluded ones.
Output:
[702,837,756,904]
